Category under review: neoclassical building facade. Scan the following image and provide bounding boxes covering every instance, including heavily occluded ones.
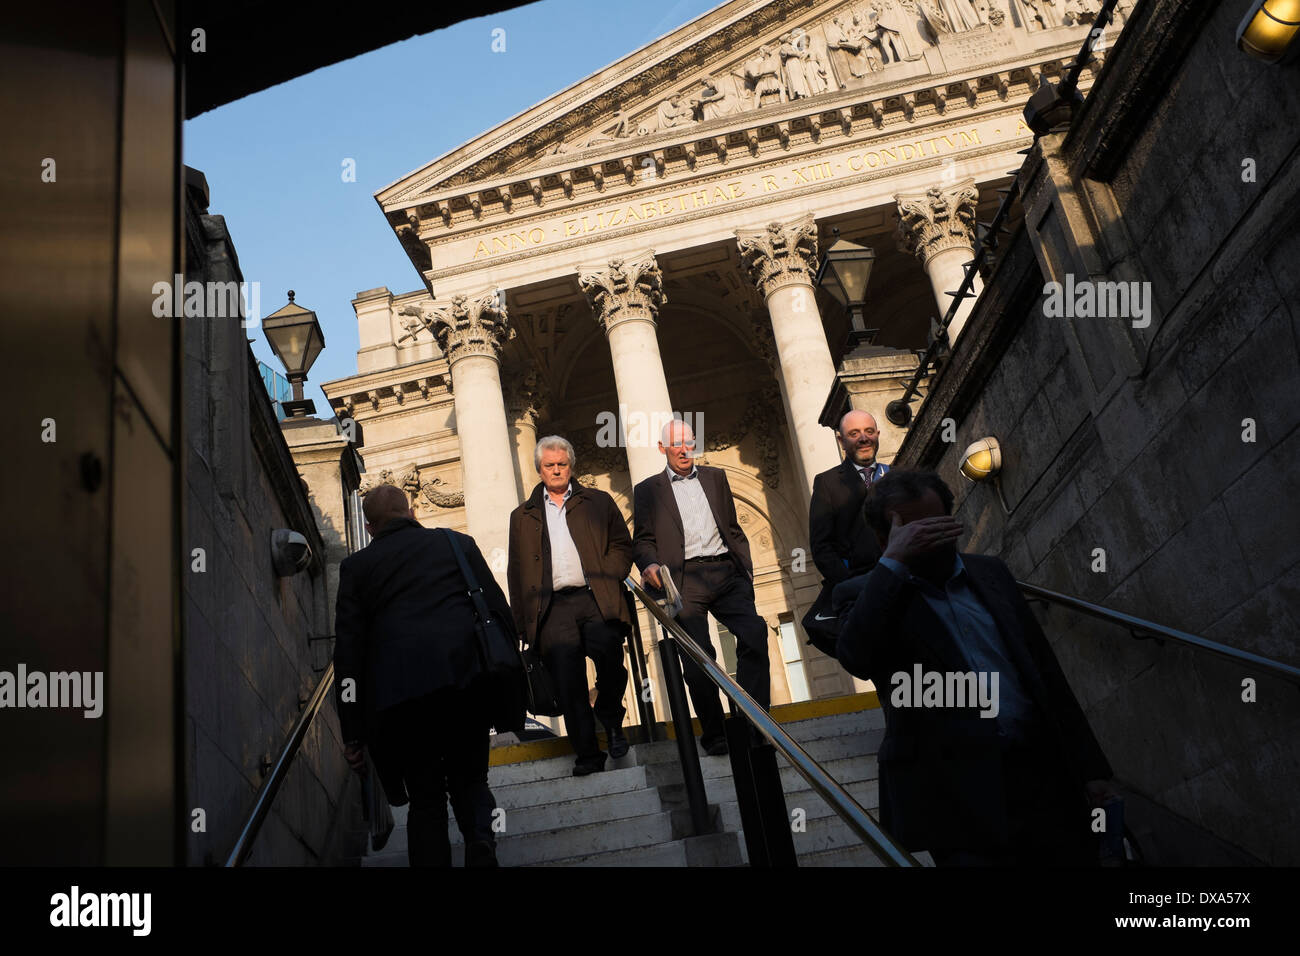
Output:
[323,0,1128,709]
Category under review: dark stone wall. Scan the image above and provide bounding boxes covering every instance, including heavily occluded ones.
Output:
[182,180,364,866]
[896,0,1300,864]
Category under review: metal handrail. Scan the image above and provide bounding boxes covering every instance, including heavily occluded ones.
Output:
[225,661,336,867]
[624,577,917,867]
[1018,581,1300,687]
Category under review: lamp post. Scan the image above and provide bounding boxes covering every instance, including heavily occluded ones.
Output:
[814,230,877,350]
[263,291,325,418]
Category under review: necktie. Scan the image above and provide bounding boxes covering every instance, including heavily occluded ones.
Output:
[672,471,697,482]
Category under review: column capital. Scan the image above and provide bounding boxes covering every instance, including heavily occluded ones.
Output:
[578,253,666,334]
[894,178,981,266]
[736,214,820,298]
[504,368,549,426]
[397,289,513,366]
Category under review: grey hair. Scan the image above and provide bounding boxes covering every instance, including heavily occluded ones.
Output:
[534,435,576,472]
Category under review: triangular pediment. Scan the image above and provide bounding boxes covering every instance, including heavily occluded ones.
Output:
[378,0,1110,229]
[379,0,1102,218]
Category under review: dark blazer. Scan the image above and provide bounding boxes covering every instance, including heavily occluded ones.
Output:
[809,458,885,587]
[632,465,753,594]
[333,517,511,747]
[506,481,635,646]
[836,553,1112,852]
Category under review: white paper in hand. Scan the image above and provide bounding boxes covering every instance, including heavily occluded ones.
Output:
[660,566,684,618]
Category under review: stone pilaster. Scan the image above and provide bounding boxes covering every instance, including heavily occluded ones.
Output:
[895,178,984,342]
[579,254,675,485]
[736,214,842,498]
[398,290,517,585]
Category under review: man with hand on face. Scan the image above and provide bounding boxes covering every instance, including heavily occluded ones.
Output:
[507,435,634,777]
[803,409,890,654]
[633,419,771,756]
[836,469,1117,866]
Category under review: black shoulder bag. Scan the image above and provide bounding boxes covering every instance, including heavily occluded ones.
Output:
[442,529,528,733]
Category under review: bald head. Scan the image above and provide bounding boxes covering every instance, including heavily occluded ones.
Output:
[659,418,697,477]
[837,409,879,467]
[362,484,413,533]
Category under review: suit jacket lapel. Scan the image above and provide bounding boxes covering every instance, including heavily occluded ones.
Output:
[699,468,729,532]
[654,471,684,539]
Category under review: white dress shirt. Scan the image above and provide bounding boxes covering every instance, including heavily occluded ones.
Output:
[666,465,727,560]
[544,485,586,589]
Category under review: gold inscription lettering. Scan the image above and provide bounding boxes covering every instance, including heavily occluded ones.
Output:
[762,175,779,192]
[729,181,744,199]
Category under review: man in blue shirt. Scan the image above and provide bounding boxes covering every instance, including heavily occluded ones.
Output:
[837,469,1117,865]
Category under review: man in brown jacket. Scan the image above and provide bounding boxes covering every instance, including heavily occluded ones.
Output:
[507,435,636,775]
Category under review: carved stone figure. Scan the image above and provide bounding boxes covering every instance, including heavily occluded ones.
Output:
[801,31,834,95]
[918,0,953,38]
[824,15,862,86]
[742,45,785,109]
[778,32,812,100]
[1022,0,1059,30]
[849,12,885,73]
[693,73,735,120]
[1062,0,1100,25]
[939,0,984,30]
[656,95,694,130]
[874,0,927,61]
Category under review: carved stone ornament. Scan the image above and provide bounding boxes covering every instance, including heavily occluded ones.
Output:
[700,383,784,489]
[356,465,464,510]
[578,254,667,334]
[397,290,513,366]
[736,214,820,298]
[895,178,981,265]
[504,368,550,425]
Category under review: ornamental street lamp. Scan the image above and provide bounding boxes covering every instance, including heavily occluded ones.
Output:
[1237,0,1300,63]
[815,229,877,349]
[263,290,325,418]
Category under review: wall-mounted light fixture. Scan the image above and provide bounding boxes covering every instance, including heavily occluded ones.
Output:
[1237,0,1300,63]
[959,437,1010,514]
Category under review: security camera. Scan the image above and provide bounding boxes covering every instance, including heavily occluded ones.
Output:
[271,529,312,577]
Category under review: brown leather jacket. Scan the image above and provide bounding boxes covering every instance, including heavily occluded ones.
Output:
[506,481,635,646]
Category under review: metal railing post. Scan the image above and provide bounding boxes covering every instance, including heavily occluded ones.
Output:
[657,631,713,837]
[623,586,658,741]
[724,714,797,866]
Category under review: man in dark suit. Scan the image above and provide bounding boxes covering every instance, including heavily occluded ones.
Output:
[805,409,890,651]
[633,419,770,755]
[334,483,509,867]
[837,469,1117,866]
[507,435,635,776]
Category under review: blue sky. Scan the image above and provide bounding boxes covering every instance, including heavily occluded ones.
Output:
[185,0,722,413]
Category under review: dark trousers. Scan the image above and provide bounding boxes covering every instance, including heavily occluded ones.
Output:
[931,738,1097,867]
[538,587,628,761]
[675,558,771,745]
[374,684,496,867]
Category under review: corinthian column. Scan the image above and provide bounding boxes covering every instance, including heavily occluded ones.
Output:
[579,254,674,486]
[737,214,842,498]
[399,291,517,584]
[505,369,548,501]
[895,178,984,342]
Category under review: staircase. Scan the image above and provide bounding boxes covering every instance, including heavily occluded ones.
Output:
[362,692,891,867]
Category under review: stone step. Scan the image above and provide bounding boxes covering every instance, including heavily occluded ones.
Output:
[717,778,880,834]
[778,708,885,742]
[696,752,879,805]
[447,787,666,844]
[631,729,880,774]
[365,809,683,868]
[536,832,745,867]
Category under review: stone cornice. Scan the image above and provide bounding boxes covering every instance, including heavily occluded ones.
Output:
[1062,0,1215,183]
